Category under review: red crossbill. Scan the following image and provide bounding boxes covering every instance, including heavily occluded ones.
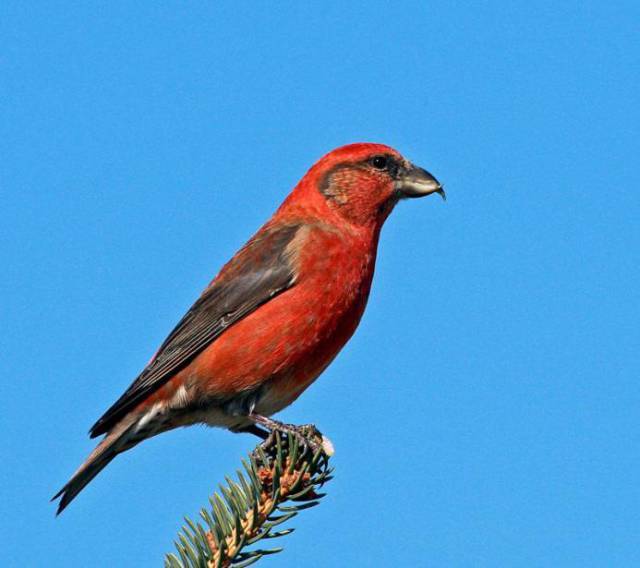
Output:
[53,143,443,513]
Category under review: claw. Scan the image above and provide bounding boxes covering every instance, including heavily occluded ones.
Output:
[249,415,327,457]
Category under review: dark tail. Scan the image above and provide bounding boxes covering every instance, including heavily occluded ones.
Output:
[52,418,137,515]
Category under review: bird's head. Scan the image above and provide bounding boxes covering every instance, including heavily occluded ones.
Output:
[291,143,444,228]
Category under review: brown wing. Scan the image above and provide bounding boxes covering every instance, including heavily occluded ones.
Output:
[89,223,300,438]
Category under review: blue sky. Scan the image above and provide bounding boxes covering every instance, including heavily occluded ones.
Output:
[2,2,638,566]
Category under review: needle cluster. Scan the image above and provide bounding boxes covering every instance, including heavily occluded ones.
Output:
[165,428,333,568]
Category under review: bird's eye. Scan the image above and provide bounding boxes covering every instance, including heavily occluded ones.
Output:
[371,156,388,170]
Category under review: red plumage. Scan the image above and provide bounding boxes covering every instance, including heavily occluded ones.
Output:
[53,143,443,513]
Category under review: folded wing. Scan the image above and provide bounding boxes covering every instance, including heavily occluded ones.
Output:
[89,223,301,437]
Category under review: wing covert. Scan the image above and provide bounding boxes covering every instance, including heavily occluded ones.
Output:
[90,223,301,437]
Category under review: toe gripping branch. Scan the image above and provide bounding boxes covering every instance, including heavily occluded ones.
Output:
[166,424,334,568]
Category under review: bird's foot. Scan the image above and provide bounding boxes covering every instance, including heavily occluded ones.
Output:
[249,415,332,457]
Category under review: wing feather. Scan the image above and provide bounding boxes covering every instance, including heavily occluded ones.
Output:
[89,223,300,437]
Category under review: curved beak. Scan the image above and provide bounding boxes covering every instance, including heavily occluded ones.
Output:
[396,163,445,200]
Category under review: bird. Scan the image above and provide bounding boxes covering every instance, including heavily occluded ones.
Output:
[53,142,444,514]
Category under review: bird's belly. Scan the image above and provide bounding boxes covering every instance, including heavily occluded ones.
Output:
[188,268,373,419]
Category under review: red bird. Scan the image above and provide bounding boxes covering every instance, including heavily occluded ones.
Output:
[53,143,443,513]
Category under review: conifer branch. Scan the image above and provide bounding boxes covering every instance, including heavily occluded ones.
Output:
[165,426,334,568]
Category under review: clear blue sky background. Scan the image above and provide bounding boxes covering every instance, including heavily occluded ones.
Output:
[2,2,638,566]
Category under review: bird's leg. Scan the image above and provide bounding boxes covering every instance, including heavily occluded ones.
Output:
[230,424,270,440]
[249,414,323,455]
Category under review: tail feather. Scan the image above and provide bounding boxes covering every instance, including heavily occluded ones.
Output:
[52,417,138,515]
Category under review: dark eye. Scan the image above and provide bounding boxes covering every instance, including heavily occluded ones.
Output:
[371,156,388,170]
